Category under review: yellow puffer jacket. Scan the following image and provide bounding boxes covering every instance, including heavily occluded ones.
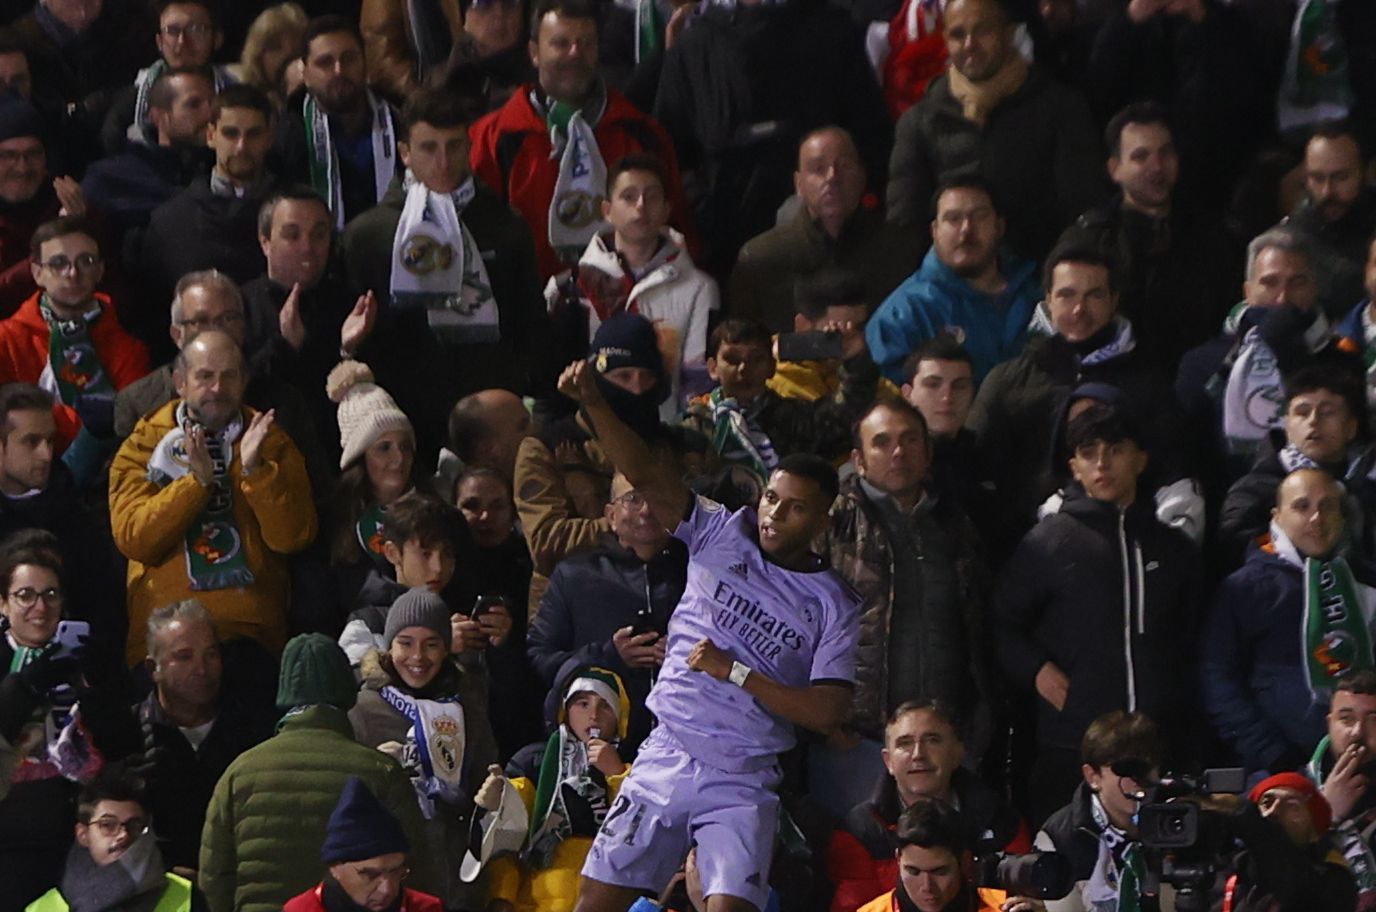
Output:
[109,400,318,665]
[769,356,901,403]
[486,769,630,912]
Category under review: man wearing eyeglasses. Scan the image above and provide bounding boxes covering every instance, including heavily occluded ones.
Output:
[527,470,687,756]
[0,215,148,478]
[99,0,236,156]
[284,777,441,912]
[25,770,194,912]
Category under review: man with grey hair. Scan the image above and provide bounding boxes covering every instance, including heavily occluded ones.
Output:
[1176,227,1363,489]
[117,600,275,873]
[113,268,330,485]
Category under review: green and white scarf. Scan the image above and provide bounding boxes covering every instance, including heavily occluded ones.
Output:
[524,725,610,869]
[355,502,390,569]
[1309,734,1376,897]
[708,388,778,484]
[305,89,397,229]
[1269,522,1376,695]
[37,297,113,407]
[378,683,466,820]
[1086,793,1147,912]
[131,61,234,142]
[390,172,499,344]
[1278,0,1353,132]
[1222,309,1332,451]
[532,86,608,263]
[147,403,255,591]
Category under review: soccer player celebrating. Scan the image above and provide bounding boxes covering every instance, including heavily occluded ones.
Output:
[557,358,862,912]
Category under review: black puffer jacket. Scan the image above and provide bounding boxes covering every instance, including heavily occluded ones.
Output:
[993,485,1201,753]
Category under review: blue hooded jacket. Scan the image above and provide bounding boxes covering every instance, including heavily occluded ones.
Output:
[866,247,1040,384]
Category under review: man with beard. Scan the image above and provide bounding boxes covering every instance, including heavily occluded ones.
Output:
[83,68,215,239]
[469,0,692,280]
[1283,122,1376,320]
[867,176,1040,385]
[886,0,1102,264]
[99,0,236,155]
[1307,670,1376,910]
[275,17,400,229]
[139,84,283,348]
[109,329,317,667]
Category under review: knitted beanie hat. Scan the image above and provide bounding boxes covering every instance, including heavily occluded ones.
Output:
[383,587,452,649]
[276,633,358,711]
[1248,771,1333,835]
[320,777,411,863]
[0,97,41,144]
[327,360,414,469]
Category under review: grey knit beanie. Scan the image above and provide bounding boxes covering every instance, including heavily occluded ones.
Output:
[383,587,452,649]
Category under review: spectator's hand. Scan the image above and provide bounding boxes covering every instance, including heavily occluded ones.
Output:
[685,847,707,912]
[239,409,275,475]
[1324,742,1369,822]
[557,359,602,406]
[283,58,304,97]
[17,642,82,697]
[819,319,865,361]
[687,638,731,681]
[554,439,584,468]
[478,603,512,647]
[53,176,85,217]
[613,625,664,668]
[340,291,377,357]
[587,737,626,777]
[376,740,405,762]
[185,425,216,486]
[451,613,489,652]
[278,283,306,351]
[474,763,506,811]
[1035,661,1069,711]
[665,2,693,49]
[1000,899,1046,912]
[1164,0,1204,22]
[1127,0,1168,22]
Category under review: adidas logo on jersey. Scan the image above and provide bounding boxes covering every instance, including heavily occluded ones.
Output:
[728,561,749,578]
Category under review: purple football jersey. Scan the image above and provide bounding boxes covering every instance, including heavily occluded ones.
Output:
[646,496,861,772]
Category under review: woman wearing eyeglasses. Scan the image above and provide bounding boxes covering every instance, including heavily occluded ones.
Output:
[0,531,102,908]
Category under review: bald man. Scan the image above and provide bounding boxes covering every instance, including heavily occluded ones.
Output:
[729,127,922,332]
[440,389,533,485]
[1203,468,1376,776]
[110,328,318,666]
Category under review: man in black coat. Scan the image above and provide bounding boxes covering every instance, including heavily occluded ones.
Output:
[994,401,1201,824]
[340,87,547,461]
[116,601,275,872]
[886,0,1102,262]
[527,470,688,756]
[137,84,283,362]
[652,0,890,278]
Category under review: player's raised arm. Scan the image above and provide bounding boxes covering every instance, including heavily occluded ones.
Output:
[557,359,692,531]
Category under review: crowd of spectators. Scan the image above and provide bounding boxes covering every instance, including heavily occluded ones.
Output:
[2,0,1376,910]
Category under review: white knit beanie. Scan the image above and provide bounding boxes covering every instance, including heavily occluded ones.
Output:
[326,360,414,469]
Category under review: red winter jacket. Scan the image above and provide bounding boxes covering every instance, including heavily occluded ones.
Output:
[469,85,698,279]
[284,884,444,912]
[0,291,149,450]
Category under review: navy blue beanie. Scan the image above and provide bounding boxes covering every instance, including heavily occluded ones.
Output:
[591,313,669,404]
[321,777,411,864]
[0,96,41,144]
